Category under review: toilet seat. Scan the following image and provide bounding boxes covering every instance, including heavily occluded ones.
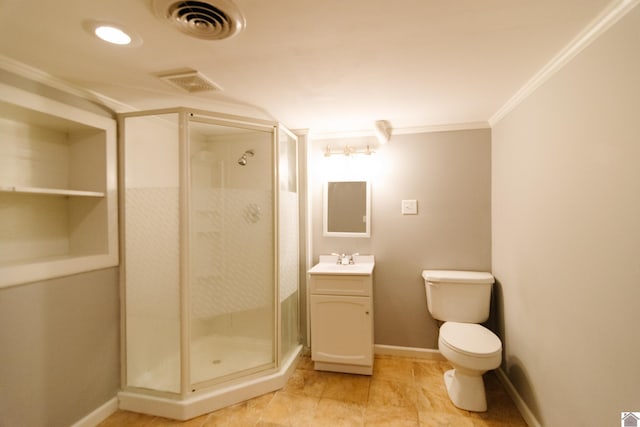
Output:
[439,322,501,358]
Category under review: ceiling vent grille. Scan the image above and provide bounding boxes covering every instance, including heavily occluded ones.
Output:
[153,0,245,40]
[157,69,222,93]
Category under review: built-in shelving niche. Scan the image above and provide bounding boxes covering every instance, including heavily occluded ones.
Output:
[0,83,118,288]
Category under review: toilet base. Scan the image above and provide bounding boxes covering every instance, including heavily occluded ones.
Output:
[443,369,487,412]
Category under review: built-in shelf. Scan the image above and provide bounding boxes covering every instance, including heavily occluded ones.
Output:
[0,186,105,197]
[0,81,118,288]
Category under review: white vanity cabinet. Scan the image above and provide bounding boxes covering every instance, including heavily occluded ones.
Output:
[309,256,374,375]
[0,82,118,288]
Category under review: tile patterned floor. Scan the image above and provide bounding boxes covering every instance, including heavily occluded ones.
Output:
[99,355,528,426]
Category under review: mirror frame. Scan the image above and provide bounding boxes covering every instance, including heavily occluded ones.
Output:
[323,180,371,238]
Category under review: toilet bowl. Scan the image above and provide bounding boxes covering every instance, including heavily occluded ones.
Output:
[422,270,502,412]
[438,322,501,412]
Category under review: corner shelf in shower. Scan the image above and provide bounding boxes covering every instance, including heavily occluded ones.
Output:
[0,81,118,289]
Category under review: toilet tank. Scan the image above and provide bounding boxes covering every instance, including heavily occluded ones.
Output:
[422,270,494,323]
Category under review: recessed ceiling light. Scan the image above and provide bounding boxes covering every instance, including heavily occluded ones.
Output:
[95,25,131,45]
[82,20,142,47]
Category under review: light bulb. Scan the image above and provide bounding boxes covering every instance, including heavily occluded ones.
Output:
[95,25,132,45]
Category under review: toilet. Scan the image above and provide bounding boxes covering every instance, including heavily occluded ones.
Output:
[422,270,502,412]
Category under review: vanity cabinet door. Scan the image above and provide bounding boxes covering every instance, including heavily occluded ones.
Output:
[310,294,373,367]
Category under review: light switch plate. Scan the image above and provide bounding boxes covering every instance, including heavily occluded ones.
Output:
[401,199,418,215]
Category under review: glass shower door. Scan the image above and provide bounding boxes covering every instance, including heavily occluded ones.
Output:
[188,117,276,388]
[277,126,300,360]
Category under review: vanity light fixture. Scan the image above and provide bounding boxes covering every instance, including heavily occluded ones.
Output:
[324,144,375,157]
[373,120,392,144]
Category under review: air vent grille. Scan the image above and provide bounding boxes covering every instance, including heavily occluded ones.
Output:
[154,0,245,40]
[157,69,222,93]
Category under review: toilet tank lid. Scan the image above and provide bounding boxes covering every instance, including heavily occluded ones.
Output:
[422,270,494,284]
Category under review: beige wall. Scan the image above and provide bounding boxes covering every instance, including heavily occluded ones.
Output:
[0,268,120,427]
[309,129,492,348]
[492,5,640,426]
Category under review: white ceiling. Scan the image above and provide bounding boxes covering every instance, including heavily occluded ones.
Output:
[0,0,614,133]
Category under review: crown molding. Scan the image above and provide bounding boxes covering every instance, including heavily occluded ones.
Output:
[0,55,132,113]
[489,0,640,126]
[0,55,277,120]
[393,121,490,135]
[310,121,489,141]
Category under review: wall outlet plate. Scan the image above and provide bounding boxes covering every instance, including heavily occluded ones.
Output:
[401,199,418,215]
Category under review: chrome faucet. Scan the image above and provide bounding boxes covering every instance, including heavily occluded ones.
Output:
[331,253,347,264]
[331,252,359,264]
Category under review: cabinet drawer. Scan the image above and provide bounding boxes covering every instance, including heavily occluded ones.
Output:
[310,274,371,296]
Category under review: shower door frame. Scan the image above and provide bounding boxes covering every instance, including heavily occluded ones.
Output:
[275,123,301,363]
[185,112,279,393]
[118,107,299,401]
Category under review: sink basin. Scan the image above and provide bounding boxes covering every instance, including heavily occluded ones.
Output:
[308,255,375,275]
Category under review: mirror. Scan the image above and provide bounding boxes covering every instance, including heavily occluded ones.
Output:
[323,180,371,237]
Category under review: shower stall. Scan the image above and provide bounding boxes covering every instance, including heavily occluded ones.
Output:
[117,108,301,420]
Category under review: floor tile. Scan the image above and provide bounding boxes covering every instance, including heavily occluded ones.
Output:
[257,391,318,426]
[372,355,415,385]
[202,392,275,426]
[281,368,328,398]
[368,378,418,409]
[99,354,529,427]
[364,404,419,427]
[149,414,209,426]
[418,411,476,427]
[98,410,156,426]
[312,398,365,426]
[321,372,371,404]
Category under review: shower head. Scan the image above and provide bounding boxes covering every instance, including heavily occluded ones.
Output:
[238,149,254,166]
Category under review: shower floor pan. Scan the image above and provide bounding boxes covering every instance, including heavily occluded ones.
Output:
[119,339,302,421]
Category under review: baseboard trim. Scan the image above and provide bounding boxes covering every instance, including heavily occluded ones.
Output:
[374,344,445,360]
[495,368,542,427]
[70,397,119,427]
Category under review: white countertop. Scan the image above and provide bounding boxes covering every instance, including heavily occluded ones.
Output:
[308,255,375,275]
